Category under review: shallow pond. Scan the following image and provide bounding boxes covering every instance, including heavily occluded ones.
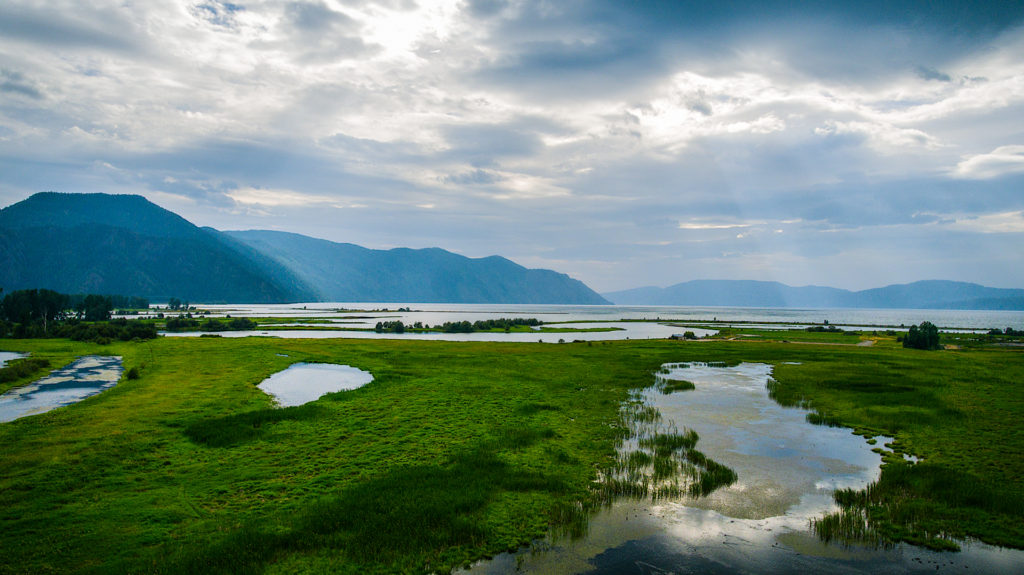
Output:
[0,351,27,368]
[0,356,123,423]
[461,362,1022,574]
[258,363,374,407]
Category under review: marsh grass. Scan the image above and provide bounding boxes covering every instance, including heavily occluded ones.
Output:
[770,352,1024,551]
[597,382,737,505]
[0,357,50,384]
[659,379,695,393]
[813,461,1024,550]
[0,336,1020,573]
[184,404,328,447]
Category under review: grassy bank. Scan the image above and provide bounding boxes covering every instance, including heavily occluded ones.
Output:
[0,336,1021,573]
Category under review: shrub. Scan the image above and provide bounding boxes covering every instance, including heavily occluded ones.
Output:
[903,321,941,350]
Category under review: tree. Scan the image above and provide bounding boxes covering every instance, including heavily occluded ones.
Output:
[82,294,113,322]
[0,289,68,331]
[903,321,941,350]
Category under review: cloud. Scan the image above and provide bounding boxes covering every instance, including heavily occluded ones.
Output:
[227,187,366,209]
[954,145,1024,179]
[440,169,504,185]
[2,1,1024,290]
[0,2,143,53]
[916,65,951,82]
[932,210,1024,233]
[815,120,942,150]
[0,69,43,99]
[190,2,245,29]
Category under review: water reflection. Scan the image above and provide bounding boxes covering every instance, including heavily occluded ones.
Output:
[257,363,373,407]
[0,356,123,423]
[461,362,1023,574]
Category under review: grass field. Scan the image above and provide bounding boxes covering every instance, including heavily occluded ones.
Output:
[0,335,1021,573]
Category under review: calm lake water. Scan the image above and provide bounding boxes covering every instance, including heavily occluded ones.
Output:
[0,356,123,423]
[257,363,374,407]
[461,362,1023,575]
[153,303,1024,341]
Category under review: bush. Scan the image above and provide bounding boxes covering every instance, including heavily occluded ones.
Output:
[903,321,941,350]
[375,321,405,333]
[0,358,50,383]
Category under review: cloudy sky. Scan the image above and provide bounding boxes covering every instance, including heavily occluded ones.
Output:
[2,1,1023,292]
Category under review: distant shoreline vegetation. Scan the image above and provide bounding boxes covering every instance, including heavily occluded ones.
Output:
[375,317,543,334]
[163,316,258,332]
[0,288,156,343]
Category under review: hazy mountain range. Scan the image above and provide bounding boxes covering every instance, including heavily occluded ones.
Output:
[1,192,1020,310]
[0,192,608,304]
[603,280,1024,311]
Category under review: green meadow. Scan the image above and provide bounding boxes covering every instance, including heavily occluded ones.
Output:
[0,334,1021,573]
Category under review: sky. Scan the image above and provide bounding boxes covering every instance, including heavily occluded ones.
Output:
[1,0,1023,293]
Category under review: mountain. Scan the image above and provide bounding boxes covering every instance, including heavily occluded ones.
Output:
[603,280,1024,310]
[0,192,609,304]
[0,192,319,303]
[225,230,610,304]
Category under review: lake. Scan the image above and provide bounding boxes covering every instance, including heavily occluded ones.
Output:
[152,303,1024,341]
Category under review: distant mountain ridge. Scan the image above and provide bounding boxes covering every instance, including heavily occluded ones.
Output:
[0,192,609,304]
[0,193,317,302]
[603,280,1024,310]
[225,230,609,304]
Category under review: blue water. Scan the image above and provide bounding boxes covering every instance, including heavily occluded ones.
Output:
[0,352,27,368]
[149,303,1024,330]
[0,356,123,423]
[258,363,374,407]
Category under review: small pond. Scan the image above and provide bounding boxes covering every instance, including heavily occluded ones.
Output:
[0,351,27,368]
[258,363,374,407]
[461,362,1022,574]
[0,356,124,423]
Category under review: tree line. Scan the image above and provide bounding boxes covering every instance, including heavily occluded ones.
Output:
[0,288,156,342]
[375,317,543,334]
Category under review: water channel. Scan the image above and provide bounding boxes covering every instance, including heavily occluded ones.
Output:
[0,351,27,368]
[0,356,124,423]
[461,362,1021,574]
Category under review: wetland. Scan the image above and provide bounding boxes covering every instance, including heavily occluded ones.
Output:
[0,355,123,423]
[0,310,1021,573]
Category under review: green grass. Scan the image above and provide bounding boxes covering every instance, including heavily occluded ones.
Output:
[711,326,873,344]
[770,347,1024,549]
[0,336,1021,572]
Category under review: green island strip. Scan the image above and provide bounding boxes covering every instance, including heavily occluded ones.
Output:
[0,335,1021,573]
